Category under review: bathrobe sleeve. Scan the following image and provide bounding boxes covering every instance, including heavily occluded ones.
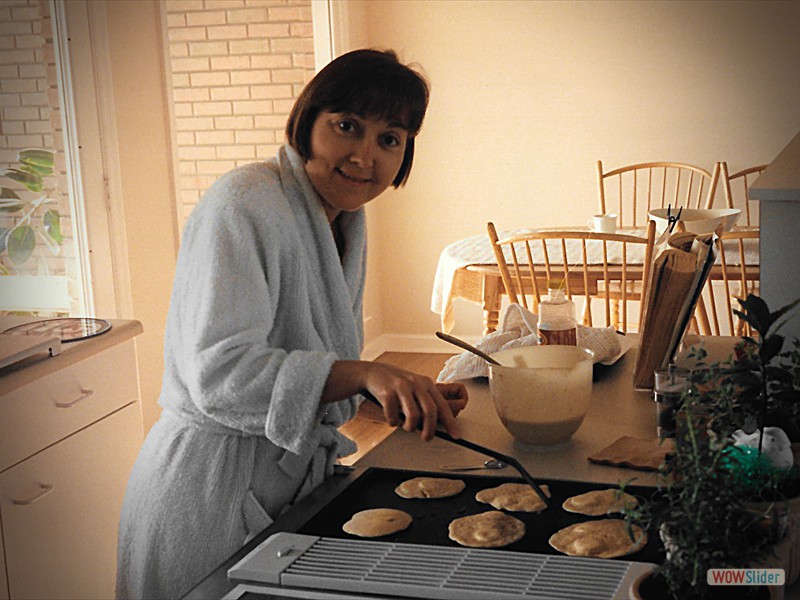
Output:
[162,162,362,455]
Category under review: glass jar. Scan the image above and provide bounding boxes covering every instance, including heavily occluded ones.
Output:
[654,365,690,439]
[537,280,577,346]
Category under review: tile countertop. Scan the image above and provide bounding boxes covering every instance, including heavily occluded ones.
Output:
[0,317,143,396]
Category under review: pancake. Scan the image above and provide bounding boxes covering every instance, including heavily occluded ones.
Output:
[448,510,526,548]
[395,476,466,499]
[562,489,638,516]
[475,482,551,513]
[548,519,647,558]
[342,508,413,538]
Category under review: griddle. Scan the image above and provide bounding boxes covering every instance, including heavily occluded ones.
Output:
[297,467,663,564]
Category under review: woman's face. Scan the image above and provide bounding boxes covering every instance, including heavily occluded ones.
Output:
[305,110,409,222]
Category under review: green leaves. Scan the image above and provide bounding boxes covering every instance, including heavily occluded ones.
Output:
[1,168,43,193]
[43,209,62,244]
[0,187,23,213]
[736,294,800,340]
[6,225,35,265]
[19,148,54,168]
[17,149,54,179]
[698,294,800,487]
[1,148,59,270]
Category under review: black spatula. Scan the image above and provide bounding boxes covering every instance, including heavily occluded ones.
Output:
[361,391,550,508]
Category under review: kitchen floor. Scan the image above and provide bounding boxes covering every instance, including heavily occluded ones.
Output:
[338,352,454,465]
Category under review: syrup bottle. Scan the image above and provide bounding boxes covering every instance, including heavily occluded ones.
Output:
[537,279,577,345]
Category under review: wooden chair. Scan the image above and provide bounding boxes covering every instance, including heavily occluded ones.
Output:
[487,221,656,333]
[720,161,768,228]
[701,228,760,336]
[596,161,719,229]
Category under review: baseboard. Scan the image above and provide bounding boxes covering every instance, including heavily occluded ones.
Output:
[361,332,482,360]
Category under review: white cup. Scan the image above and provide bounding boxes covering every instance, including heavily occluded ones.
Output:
[589,213,617,233]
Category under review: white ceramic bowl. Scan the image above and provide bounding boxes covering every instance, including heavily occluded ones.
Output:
[488,345,594,445]
[649,207,741,235]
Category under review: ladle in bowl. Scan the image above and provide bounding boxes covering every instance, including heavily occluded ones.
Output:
[435,331,500,365]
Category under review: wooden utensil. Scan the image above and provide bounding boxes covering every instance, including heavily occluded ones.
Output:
[435,331,500,365]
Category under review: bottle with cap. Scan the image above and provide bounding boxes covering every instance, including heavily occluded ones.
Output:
[537,279,577,346]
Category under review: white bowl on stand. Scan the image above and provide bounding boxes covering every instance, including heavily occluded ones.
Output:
[649,207,741,236]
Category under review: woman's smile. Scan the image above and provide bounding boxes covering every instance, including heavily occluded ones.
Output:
[335,167,373,184]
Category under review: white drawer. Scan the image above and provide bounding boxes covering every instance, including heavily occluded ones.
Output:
[0,341,139,472]
[0,402,141,599]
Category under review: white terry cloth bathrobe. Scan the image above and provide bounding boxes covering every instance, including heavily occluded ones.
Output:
[116,144,364,600]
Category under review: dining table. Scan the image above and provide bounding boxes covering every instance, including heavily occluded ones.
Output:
[431,226,760,336]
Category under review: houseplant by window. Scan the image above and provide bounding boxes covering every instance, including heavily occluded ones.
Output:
[1,148,61,272]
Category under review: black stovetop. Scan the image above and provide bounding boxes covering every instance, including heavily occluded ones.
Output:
[297,466,663,564]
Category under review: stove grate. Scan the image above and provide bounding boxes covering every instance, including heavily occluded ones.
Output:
[229,532,655,600]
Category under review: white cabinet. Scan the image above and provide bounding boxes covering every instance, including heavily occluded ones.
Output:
[0,328,142,600]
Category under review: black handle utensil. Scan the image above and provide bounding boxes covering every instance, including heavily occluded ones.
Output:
[360,391,550,508]
[667,204,683,234]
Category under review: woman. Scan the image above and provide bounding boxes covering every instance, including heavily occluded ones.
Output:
[116,49,468,599]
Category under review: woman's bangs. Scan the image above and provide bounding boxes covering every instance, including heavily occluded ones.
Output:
[333,80,425,134]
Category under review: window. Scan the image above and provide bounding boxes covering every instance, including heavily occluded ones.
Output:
[1,0,131,318]
[0,0,87,315]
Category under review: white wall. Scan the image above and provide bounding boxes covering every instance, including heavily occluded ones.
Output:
[358,0,800,349]
[104,0,179,432]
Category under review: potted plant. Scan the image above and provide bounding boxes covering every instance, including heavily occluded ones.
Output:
[689,294,800,589]
[624,393,774,599]
[625,294,800,599]
[1,148,62,272]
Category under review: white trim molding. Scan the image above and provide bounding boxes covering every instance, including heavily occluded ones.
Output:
[311,0,334,70]
[52,0,93,316]
[83,0,134,318]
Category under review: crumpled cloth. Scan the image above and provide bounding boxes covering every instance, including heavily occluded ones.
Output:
[437,304,622,382]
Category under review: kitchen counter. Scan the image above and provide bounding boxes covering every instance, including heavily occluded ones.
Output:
[356,345,662,488]
[0,317,143,395]
[185,336,753,599]
[184,335,799,599]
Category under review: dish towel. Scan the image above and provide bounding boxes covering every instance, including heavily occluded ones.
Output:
[587,436,675,472]
[437,304,624,382]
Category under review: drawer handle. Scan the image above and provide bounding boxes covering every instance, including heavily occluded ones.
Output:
[55,388,94,408]
[12,484,54,505]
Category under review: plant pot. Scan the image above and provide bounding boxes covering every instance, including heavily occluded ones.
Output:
[747,493,800,586]
[630,569,772,600]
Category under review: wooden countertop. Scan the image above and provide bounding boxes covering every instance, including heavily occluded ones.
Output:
[0,317,143,395]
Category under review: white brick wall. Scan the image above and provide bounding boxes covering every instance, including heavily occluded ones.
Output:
[164,0,315,227]
[0,0,51,168]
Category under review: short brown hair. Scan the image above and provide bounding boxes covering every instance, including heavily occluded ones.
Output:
[286,49,429,187]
